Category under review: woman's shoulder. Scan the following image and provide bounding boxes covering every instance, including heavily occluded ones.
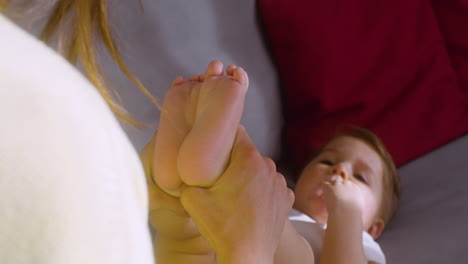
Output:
[0,14,152,263]
[0,15,112,119]
[0,14,146,210]
[0,14,137,180]
[0,14,132,158]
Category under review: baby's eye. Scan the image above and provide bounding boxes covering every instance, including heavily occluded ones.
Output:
[319,160,334,166]
[354,174,367,184]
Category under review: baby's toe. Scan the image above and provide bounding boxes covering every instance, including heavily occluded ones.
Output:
[204,60,224,78]
[199,73,206,82]
[233,67,249,89]
[171,76,185,86]
[190,74,201,82]
[226,64,237,76]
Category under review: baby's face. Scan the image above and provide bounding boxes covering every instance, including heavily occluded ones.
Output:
[294,136,384,230]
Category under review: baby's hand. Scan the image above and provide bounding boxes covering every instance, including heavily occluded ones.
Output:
[322,177,364,216]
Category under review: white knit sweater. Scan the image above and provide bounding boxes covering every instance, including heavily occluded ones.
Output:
[0,15,154,264]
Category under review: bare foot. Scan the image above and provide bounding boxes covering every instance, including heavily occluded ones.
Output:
[154,60,249,196]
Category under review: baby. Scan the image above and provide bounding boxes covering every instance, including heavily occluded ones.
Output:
[280,126,401,264]
[152,61,401,264]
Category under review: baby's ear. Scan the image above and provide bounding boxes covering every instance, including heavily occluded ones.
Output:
[367,218,385,239]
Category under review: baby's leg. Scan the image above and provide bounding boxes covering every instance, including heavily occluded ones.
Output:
[178,61,249,188]
[154,61,248,195]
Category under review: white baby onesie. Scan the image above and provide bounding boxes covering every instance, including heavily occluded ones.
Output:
[289,209,386,264]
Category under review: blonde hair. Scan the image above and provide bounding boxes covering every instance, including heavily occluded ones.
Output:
[1,0,159,126]
[308,125,401,225]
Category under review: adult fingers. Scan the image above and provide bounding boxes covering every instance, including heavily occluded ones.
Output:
[142,131,185,214]
[262,157,277,175]
[155,234,214,256]
[140,131,156,185]
[147,178,188,216]
[277,172,295,208]
[156,253,215,264]
[226,126,263,175]
[150,209,199,239]
[179,185,216,233]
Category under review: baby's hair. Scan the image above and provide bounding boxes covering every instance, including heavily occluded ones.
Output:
[309,125,401,225]
[0,0,159,126]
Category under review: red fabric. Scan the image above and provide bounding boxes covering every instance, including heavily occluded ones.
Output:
[258,0,468,170]
[432,0,468,92]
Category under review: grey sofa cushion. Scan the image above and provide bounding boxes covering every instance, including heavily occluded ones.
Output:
[379,134,468,263]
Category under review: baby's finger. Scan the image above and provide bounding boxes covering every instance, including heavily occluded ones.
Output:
[323,178,337,185]
[321,181,335,197]
[335,175,346,185]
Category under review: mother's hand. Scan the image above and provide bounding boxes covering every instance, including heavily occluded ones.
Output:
[141,135,215,264]
[180,126,295,264]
